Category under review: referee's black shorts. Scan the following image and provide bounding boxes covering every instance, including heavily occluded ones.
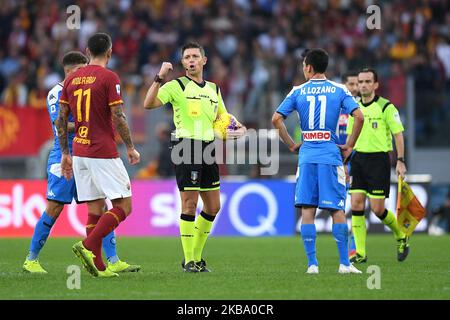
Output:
[349,151,391,198]
[171,138,220,192]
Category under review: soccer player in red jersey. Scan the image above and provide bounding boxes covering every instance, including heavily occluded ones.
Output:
[57,33,140,277]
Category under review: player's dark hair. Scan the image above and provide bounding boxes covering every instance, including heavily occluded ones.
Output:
[359,67,378,82]
[303,48,329,74]
[342,70,359,83]
[62,51,88,67]
[87,32,112,57]
[181,42,205,57]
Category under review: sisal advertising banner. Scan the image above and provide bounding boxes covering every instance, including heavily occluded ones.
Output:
[0,179,429,237]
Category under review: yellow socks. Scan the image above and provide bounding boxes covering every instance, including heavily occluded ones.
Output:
[180,214,195,262]
[351,211,367,257]
[193,211,215,262]
[380,209,405,240]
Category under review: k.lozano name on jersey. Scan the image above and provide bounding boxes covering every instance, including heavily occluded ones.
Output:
[300,86,336,95]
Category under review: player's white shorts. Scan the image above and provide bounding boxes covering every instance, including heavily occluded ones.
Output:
[73,156,132,201]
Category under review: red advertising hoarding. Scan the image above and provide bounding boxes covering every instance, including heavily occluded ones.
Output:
[0,108,53,157]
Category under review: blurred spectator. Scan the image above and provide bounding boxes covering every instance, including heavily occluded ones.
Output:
[78,7,98,49]
[28,76,47,109]
[243,42,269,127]
[429,190,450,235]
[1,72,27,107]
[435,35,450,116]
[386,62,406,116]
[389,34,417,60]
[136,122,174,179]
[0,47,21,79]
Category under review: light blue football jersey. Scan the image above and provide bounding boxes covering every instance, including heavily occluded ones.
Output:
[47,83,75,163]
[276,79,359,166]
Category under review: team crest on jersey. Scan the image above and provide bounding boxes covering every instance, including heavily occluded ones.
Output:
[116,84,121,95]
[191,171,199,184]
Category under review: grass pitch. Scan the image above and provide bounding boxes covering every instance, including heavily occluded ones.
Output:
[1,235,449,300]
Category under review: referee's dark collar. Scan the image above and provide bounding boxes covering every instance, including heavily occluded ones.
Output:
[185,75,206,88]
[361,95,379,107]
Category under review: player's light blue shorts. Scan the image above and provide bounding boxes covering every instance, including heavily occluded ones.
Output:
[46,162,77,204]
[295,163,347,211]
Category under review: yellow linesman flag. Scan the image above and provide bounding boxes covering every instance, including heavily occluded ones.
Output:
[396,175,427,236]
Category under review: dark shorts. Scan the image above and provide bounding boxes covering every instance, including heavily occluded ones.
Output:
[171,138,220,192]
[349,152,391,198]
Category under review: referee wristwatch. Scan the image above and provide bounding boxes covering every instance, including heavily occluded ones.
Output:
[154,74,163,83]
[397,157,406,164]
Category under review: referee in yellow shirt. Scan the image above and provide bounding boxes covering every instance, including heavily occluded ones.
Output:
[345,68,409,263]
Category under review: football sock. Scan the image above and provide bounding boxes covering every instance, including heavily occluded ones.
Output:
[351,211,366,257]
[86,213,104,270]
[102,232,118,264]
[180,214,195,263]
[86,213,100,236]
[379,209,405,240]
[86,213,119,264]
[83,207,127,271]
[349,233,356,256]
[193,211,215,262]
[332,223,350,266]
[300,224,318,267]
[28,211,55,260]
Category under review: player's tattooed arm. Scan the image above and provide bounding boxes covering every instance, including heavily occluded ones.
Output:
[111,105,134,149]
[111,105,140,165]
[56,103,71,154]
[54,120,75,133]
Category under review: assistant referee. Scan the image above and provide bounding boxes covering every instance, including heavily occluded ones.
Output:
[346,68,409,263]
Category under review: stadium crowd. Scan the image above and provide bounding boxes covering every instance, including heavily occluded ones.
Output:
[0,0,449,174]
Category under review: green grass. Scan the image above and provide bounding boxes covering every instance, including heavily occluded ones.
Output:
[1,235,449,300]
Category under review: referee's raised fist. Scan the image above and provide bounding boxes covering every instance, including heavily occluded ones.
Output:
[158,62,173,78]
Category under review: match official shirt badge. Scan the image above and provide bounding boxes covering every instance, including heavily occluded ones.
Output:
[191,171,199,184]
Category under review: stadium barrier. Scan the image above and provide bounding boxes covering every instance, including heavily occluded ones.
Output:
[0,178,430,237]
